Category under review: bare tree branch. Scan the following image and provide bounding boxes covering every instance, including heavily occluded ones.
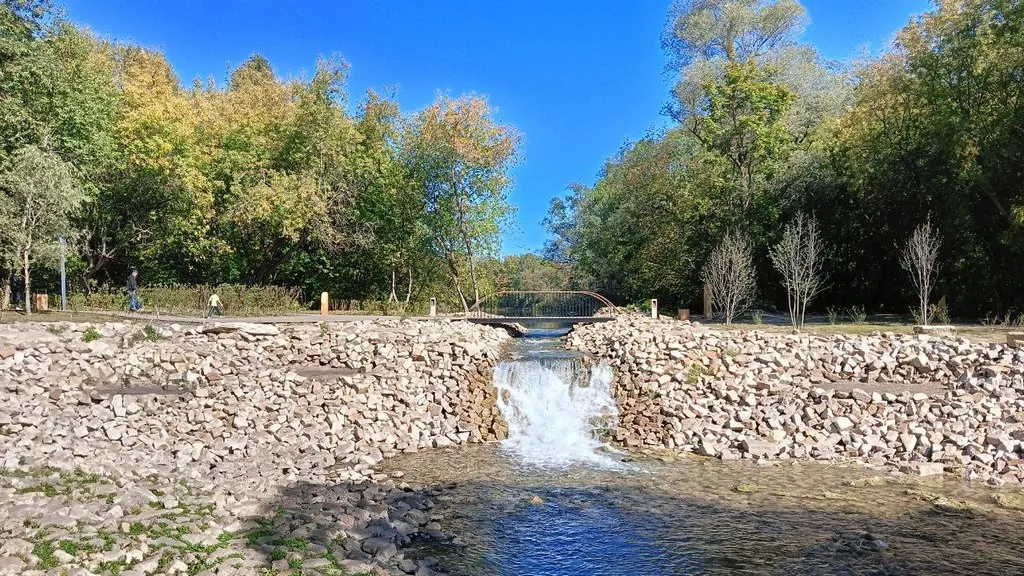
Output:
[770,212,826,329]
[702,230,756,324]
[900,216,941,326]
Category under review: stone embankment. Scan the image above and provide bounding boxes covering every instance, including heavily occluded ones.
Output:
[0,319,509,576]
[569,315,1024,485]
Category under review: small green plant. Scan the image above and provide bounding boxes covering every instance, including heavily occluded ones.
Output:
[751,309,764,325]
[319,321,329,336]
[827,307,841,325]
[141,324,163,342]
[933,297,951,324]
[847,305,867,324]
[724,347,740,358]
[685,363,706,385]
[46,323,68,336]
[81,326,101,343]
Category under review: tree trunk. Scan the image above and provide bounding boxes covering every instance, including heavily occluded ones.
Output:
[2,270,10,310]
[405,268,412,304]
[388,267,398,304]
[23,249,31,316]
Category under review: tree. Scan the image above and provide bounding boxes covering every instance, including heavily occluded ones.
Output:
[403,94,519,311]
[900,217,941,325]
[702,230,756,324]
[700,60,794,211]
[769,212,825,329]
[0,145,85,314]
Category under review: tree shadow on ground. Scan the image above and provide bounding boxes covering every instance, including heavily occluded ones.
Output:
[244,475,1024,576]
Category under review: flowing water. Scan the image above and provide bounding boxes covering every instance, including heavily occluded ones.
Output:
[382,329,1024,575]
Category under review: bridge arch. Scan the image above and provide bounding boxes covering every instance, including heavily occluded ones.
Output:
[468,290,616,324]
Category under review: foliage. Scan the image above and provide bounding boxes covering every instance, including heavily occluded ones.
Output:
[548,0,1024,320]
[0,2,537,308]
[0,145,86,314]
[81,326,100,342]
[826,307,840,325]
[70,284,302,315]
[402,94,519,311]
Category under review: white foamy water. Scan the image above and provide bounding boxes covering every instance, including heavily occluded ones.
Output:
[494,359,621,468]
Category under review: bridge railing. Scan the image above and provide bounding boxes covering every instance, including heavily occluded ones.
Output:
[468,290,616,319]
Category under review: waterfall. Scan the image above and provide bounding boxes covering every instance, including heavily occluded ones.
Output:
[494,358,621,468]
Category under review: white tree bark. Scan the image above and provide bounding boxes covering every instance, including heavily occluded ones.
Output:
[702,230,756,324]
[770,213,826,330]
[900,216,941,325]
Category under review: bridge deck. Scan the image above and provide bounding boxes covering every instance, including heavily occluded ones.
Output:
[466,316,615,325]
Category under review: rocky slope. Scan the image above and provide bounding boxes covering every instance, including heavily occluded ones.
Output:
[0,319,509,576]
[569,315,1024,485]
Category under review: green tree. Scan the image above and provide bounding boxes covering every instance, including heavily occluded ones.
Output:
[404,94,519,311]
[0,145,85,314]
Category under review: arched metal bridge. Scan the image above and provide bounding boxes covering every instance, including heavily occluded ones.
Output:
[467,290,617,326]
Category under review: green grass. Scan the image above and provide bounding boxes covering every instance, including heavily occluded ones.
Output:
[32,540,58,569]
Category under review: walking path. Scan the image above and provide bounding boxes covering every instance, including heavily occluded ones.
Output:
[65,310,454,325]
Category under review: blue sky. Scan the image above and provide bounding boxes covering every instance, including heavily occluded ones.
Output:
[64,0,932,255]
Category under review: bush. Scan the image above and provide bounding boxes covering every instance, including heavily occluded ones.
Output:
[847,305,867,324]
[70,284,304,316]
[751,309,764,325]
[81,326,101,343]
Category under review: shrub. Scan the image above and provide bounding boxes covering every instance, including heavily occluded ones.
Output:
[933,297,951,324]
[826,307,840,325]
[751,309,764,325]
[70,284,304,316]
[847,305,867,323]
[81,326,101,343]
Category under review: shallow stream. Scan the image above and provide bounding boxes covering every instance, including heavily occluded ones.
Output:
[382,329,1024,575]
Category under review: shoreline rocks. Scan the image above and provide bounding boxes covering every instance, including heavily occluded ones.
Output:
[0,319,511,575]
[568,314,1024,485]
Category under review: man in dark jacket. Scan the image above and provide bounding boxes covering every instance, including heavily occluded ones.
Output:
[127,270,141,312]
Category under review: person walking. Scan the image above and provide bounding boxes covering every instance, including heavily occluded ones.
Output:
[126,269,141,312]
[206,292,223,318]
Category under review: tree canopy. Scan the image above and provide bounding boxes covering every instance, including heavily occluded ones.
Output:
[549,0,1024,318]
[0,0,533,311]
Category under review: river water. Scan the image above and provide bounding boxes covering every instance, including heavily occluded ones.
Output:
[381,329,1024,576]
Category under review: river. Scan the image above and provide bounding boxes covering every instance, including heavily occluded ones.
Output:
[380,328,1024,576]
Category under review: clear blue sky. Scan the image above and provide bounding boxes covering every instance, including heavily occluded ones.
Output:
[63,0,931,255]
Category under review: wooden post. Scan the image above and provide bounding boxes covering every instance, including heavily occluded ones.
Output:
[34,293,48,311]
[320,292,329,316]
[650,299,658,319]
[429,297,437,317]
[703,284,713,320]
[678,309,690,321]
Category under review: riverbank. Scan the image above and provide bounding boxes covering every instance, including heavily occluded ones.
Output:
[0,319,510,575]
[568,314,1024,485]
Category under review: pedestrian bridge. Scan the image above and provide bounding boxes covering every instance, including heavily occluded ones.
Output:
[466,290,616,326]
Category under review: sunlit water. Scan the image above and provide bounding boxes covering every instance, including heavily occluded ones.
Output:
[381,329,1024,576]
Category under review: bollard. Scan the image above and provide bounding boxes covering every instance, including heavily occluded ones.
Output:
[650,299,658,319]
[429,297,437,317]
[678,308,690,321]
[703,284,713,320]
[320,292,329,316]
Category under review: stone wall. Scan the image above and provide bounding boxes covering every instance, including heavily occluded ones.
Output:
[568,315,1024,485]
[0,319,511,576]
[0,320,509,488]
